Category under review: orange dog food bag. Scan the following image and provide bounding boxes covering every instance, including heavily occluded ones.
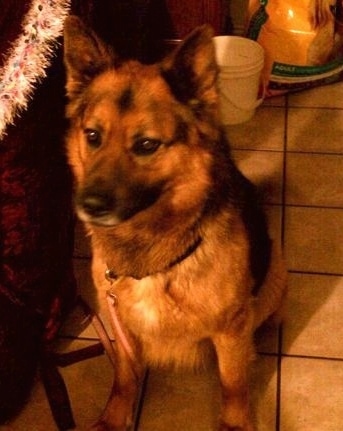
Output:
[246,0,343,96]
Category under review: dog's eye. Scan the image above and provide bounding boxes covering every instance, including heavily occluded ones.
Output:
[84,129,101,148]
[132,138,162,156]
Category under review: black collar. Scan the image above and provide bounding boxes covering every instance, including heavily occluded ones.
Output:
[167,236,202,269]
[105,236,202,282]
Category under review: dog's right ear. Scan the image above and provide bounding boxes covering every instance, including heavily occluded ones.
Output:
[161,25,218,113]
[63,16,114,98]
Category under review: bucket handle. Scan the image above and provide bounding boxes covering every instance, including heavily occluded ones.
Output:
[220,87,265,112]
[219,78,266,112]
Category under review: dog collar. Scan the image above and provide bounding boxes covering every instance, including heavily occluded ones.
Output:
[105,236,202,282]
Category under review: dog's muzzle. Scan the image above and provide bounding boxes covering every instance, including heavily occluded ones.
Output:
[76,180,163,226]
[76,190,121,226]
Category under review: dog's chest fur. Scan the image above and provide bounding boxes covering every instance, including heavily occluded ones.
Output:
[92,221,253,368]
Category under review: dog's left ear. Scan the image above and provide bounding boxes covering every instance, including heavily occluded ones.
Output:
[161,25,218,112]
[63,16,114,98]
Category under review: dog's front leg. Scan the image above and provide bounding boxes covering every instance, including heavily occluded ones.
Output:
[92,341,144,431]
[213,310,256,431]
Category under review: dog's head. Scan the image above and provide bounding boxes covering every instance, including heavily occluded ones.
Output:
[64,16,220,228]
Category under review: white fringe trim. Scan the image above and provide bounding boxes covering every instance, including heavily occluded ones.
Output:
[0,0,71,140]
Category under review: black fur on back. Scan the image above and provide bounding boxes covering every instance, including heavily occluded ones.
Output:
[204,131,272,296]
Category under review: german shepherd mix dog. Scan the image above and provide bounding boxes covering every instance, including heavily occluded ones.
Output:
[64,16,287,431]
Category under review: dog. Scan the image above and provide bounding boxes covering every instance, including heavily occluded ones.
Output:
[307,0,340,65]
[63,16,287,431]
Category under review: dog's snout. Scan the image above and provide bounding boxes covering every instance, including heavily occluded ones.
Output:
[78,192,114,218]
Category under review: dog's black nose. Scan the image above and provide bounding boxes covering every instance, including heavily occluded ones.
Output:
[78,192,114,218]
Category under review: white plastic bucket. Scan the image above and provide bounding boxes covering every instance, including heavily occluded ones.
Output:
[213,36,265,125]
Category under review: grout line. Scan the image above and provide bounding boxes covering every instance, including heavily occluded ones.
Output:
[288,269,343,277]
[280,352,343,362]
[264,203,343,211]
[285,149,343,156]
[275,95,289,431]
[282,203,343,210]
[275,326,283,431]
[231,146,343,157]
[232,147,285,154]
[260,104,286,109]
[258,351,343,363]
[287,105,343,111]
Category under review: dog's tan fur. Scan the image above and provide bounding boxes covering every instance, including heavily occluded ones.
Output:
[307,0,339,65]
[64,16,287,431]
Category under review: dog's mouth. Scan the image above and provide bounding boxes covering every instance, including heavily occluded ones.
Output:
[77,207,122,227]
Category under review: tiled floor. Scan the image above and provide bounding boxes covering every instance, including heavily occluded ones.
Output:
[3,82,343,430]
